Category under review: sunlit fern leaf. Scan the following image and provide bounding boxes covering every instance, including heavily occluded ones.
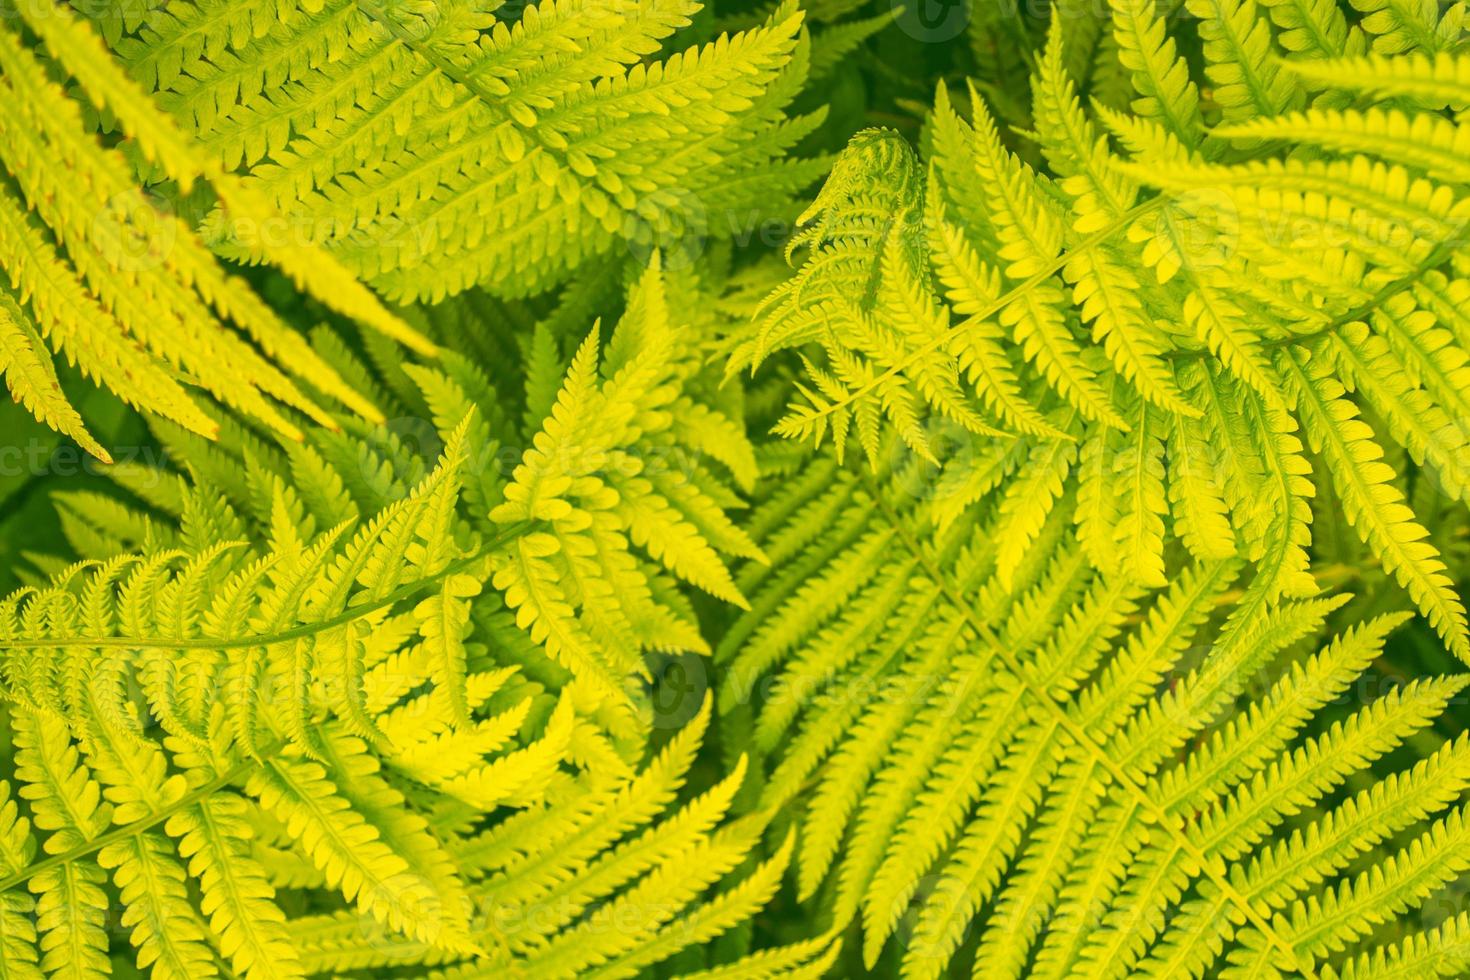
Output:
[1258,0,1365,59]
[1110,0,1204,146]
[27,256,758,732]
[0,286,109,463]
[1187,0,1302,121]
[723,447,1470,978]
[1348,0,1468,54]
[1285,48,1470,107]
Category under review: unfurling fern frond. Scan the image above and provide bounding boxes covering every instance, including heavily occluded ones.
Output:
[736,17,1470,661]
[722,448,1470,979]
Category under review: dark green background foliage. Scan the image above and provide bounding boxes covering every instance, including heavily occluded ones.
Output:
[3,0,1470,978]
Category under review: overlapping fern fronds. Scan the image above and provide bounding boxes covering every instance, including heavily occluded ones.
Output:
[8,0,1470,977]
[722,446,1470,979]
[99,0,832,302]
[0,255,831,977]
[0,0,836,460]
[733,3,1470,662]
[32,256,761,716]
[0,640,822,979]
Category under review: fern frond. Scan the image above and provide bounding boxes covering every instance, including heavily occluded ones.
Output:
[100,0,821,302]
[724,447,1470,977]
[1187,0,1302,119]
[741,12,1470,661]
[1110,0,1204,145]
[1285,50,1470,106]
[1348,0,1466,54]
[1277,343,1469,660]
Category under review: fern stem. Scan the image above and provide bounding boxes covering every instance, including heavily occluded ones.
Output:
[353,0,512,129]
[0,522,533,652]
[1262,220,1470,350]
[0,742,280,895]
[861,475,1324,979]
[1166,216,1470,362]
[793,197,1168,425]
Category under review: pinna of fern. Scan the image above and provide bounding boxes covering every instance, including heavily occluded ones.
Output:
[0,0,435,457]
[731,5,1470,665]
[719,444,1470,979]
